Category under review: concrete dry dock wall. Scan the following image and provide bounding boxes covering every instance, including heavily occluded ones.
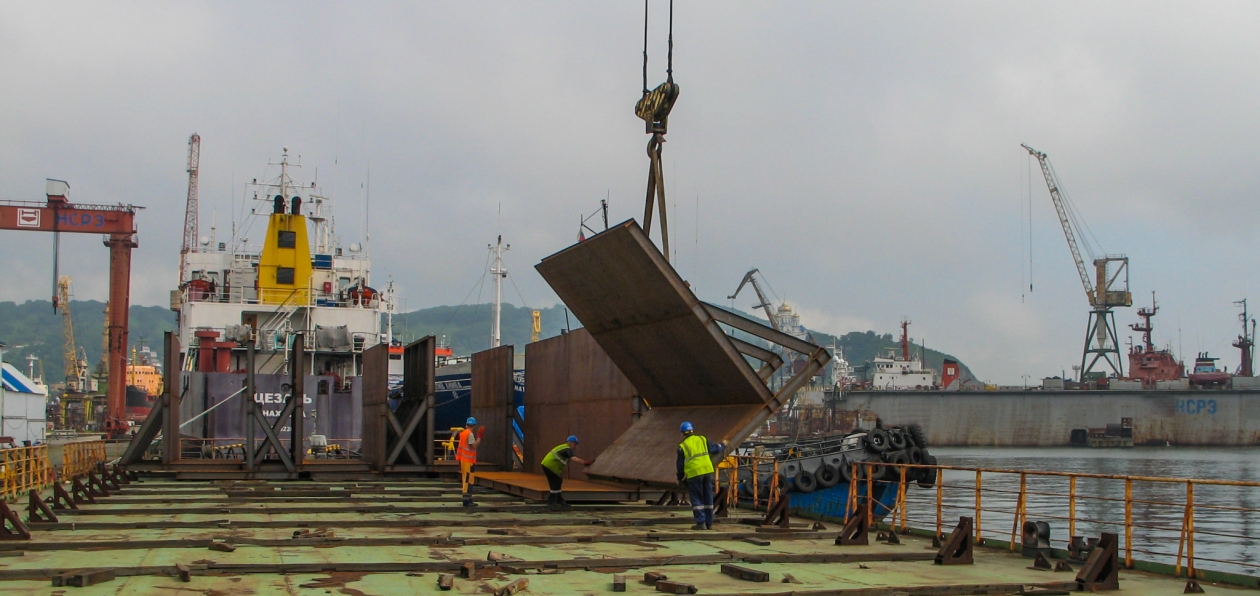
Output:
[844,390,1260,446]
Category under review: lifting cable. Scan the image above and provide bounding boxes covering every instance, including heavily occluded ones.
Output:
[636,0,679,262]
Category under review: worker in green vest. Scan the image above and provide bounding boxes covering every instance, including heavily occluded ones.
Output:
[540,435,594,511]
[676,421,725,530]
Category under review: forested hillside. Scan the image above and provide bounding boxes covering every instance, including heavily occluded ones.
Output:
[1,300,973,383]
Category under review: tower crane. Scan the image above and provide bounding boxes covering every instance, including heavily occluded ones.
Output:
[1022,144,1132,379]
[729,269,780,331]
[179,133,200,286]
[57,276,87,392]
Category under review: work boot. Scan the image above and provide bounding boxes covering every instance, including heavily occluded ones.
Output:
[690,523,707,531]
[705,523,713,530]
[462,496,477,508]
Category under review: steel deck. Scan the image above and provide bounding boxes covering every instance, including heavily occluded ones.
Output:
[0,476,1224,594]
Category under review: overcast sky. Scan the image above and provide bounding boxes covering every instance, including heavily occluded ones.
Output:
[3,2,1259,384]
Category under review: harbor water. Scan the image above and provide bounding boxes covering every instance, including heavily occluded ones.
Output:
[899,446,1260,578]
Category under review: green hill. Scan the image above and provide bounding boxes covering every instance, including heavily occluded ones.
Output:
[1,300,973,384]
[0,300,177,384]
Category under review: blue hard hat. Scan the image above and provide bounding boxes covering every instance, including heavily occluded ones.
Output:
[680,421,694,433]
[466,417,477,426]
[567,435,579,444]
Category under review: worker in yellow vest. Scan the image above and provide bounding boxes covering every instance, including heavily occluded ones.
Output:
[676,421,725,530]
[540,435,594,511]
[456,417,484,507]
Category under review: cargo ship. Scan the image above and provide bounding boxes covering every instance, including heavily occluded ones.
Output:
[172,148,393,453]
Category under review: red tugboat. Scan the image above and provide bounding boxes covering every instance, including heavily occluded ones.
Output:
[1124,294,1184,387]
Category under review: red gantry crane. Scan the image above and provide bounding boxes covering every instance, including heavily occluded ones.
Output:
[0,180,141,437]
[1022,144,1133,380]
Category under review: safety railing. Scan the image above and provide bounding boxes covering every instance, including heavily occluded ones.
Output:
[851,461,1260,583]
[716,454,782,512]
[0,445,54,502]
[61,441,108,480]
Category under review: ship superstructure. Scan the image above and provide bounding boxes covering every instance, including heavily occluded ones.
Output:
[172,148,392,382]
[869,320,937,390]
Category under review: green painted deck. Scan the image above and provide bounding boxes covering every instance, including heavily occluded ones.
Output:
[0,477,1241,595]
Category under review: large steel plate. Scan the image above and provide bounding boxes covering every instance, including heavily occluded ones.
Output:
[584,405,763,486]
[535,221,771,408]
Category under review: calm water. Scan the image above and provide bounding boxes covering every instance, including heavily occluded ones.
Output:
[899,447,1260,577]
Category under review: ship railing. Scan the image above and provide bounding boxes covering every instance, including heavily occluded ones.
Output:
[177,437,363,460]
[849,461,1260,587]
[180,283,382,311]
[0,445,53,502]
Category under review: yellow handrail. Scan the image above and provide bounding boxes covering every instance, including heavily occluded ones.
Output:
[0,445,53,502]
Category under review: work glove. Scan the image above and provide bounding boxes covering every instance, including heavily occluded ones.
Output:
[476,426,486,439]
[584,459,595,466]
[676,473,685,484]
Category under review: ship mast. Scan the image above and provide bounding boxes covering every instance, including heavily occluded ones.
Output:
[1234,298,1254,377]
[489,236,509,348]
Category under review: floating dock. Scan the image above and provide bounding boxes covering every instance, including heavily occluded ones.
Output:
[0,476,1227,594]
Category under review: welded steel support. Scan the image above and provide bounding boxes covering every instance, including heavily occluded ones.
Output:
[289,335,305,466]
[162,332,182,464]
[103,233,136,437]
[244,341,256,471]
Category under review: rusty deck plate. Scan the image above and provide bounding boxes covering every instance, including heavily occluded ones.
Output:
[474,472,663,502]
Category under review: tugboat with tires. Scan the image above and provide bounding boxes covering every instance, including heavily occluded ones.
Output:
[736,424,936,521]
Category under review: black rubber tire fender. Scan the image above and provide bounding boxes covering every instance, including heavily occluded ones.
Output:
[864,428,891,453]
[908,423,927,448]
[795,469,818,493]
[907,445,924,465]
[888,429,908,451]
[839,458,854,484]
[815,463,840,488]
[917,454,938,488]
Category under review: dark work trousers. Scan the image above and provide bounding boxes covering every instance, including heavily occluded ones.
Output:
[685,473,715,527]
[543,468,565,505]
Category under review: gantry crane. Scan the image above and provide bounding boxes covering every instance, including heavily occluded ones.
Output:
[1022,144,1132,379]
[729,269,780,331]
[0,180,140,437]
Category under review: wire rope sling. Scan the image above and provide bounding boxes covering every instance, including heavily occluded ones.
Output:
[635,0,679,262]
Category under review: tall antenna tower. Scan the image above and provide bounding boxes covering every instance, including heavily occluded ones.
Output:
[179,133,201,285]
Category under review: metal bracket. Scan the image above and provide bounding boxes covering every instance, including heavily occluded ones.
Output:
[1075,532,1120,591]
[935,516,974,565]
[836,512,869,546]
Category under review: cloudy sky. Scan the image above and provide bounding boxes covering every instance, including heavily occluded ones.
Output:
[2,2,1259,384]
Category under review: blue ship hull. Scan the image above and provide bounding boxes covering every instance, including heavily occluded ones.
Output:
[784,479,902,521]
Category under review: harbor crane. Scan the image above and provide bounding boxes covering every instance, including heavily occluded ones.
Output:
[1022,144,1132,379]
[179,133,200,286]
[729,269,780,331]
[57,276,89,392]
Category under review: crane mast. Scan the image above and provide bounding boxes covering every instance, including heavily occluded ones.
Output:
[57,276,82,392]
[1022,144,1132,379]
[729,269,779,331]
[179,133,200,286]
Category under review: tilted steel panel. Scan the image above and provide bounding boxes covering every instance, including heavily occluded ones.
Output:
[584,405,764,487]
[535,220,772,408]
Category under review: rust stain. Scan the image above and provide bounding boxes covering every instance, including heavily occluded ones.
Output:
[298,571,371,596]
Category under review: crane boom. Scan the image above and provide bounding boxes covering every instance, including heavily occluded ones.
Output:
[180,133,200,285]
[1022,144,1094,305]
[729,269,779,331]
[58,276,79,391]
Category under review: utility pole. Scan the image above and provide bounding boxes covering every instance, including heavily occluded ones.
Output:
[489,236,509,348]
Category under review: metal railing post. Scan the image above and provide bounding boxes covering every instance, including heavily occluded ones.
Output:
[897,466,908,532]
[975,470,983,545]
[1124,477,1133,568]
[1011,472,1027,552]
[1068,475,1077,543]
[935,467,943,539]
[866,462,874,526]
[1187,481,1196,578]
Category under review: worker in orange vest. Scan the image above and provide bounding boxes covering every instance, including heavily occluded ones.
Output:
[456,417,484,507]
